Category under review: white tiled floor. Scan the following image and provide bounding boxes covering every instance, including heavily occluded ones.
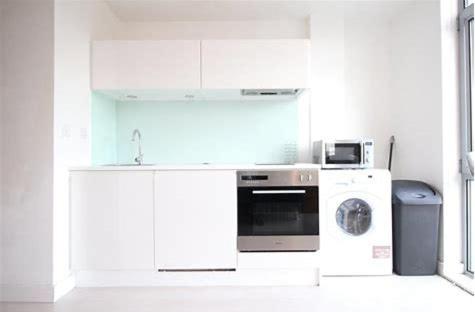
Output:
[1,276,473,312]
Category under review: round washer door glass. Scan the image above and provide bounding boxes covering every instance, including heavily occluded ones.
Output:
[336,198,372,236]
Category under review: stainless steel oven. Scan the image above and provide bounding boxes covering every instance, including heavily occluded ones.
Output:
[237,170,319,252]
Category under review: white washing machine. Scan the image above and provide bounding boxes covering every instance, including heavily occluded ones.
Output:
[319,169,392,276]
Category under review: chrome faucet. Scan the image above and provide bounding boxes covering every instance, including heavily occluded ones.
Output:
[131,129,143,165]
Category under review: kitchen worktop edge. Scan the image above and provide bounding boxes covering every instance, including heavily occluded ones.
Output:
[69,163,321,171]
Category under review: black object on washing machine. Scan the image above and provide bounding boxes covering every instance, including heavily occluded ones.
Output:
[392,180,442,275]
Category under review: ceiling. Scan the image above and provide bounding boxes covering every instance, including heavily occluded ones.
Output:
[105,0,428,22]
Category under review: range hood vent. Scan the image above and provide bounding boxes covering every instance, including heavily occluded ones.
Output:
[241,89,301,96]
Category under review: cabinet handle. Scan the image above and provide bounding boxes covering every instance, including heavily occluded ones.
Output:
[252,190,306,194]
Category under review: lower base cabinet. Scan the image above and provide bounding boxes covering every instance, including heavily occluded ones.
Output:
[71,171,155,270]
[154,170,237,270]
[71,169,238,272]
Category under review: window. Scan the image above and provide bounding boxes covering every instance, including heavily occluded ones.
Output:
[460,0,474,275]
[470,18,474,274]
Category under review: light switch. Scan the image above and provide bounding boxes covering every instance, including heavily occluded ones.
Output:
[60,125,71,139]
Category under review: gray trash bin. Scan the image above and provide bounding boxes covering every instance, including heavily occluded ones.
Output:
[392,180,442,275]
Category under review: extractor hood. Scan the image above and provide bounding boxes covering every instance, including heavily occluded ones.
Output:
[95,89,307,102]
[241,89,302,97]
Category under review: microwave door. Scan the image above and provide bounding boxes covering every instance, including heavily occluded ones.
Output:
[325,143,361,166]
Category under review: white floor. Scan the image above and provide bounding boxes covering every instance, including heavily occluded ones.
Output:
[1,276,473,312]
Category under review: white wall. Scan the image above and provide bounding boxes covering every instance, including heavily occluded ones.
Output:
[439,0,464,275]
[310,1,442,173]
[388,1,459,270]
[54,0,120,290]
[389,2,443,190]
[388,0,449,262]
[310,3,346,158]
[310,3,397,169]
[388,0,455,266]
[344,12,393,169]
[0,0,120,301]
[116,20,308,39]
[1,0,55,302]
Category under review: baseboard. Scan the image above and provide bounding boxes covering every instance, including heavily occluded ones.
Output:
[75,269,319,287]
[437,260,464,276]
[0,283,54,302]
[437,261,474,295]
[53,274,76,302]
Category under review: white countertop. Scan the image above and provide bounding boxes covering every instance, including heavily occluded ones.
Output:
[70,163,321,171]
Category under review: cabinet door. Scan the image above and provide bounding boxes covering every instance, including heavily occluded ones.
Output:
[201,39,310,89]
[71,171,154,270]
[116,171,155,269]
[92,40,201,90]
[155,170,237,270]
[71,171,118,270]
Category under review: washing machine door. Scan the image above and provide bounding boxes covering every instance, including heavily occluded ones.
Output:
[335,198,372,236]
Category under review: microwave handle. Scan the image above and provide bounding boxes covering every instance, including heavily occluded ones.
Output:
[361,142,366,164]
[252,190,306,195]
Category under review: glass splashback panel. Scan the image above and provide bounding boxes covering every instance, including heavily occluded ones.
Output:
[91,92,299,165]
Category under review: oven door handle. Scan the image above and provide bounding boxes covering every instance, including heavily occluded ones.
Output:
[252,190,306,194]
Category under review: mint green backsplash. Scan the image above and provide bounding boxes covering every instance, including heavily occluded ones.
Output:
[91,92,117,165]
[92,92,298,165]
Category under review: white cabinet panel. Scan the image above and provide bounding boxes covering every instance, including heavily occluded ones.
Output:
[201,39,310,89]
[155,170,237,270]
[71,171,154,270]
[116,172,155,269]
[92,40,201,90]
[71,172,118,270]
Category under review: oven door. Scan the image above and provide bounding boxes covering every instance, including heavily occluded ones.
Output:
[324,142,363,168]
[237,186,319,251]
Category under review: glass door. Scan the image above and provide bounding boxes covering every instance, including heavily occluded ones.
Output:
[336,198,372,236]
[470,17,474,273]
[461,0,474,274]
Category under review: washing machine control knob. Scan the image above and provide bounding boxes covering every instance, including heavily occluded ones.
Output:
[308,174,313,182]
[300,174,305,182]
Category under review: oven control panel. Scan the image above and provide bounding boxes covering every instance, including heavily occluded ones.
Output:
[237,170,318,187]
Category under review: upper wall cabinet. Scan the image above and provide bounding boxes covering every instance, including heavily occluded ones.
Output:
[201,39,311,89]
[91,40,201,90]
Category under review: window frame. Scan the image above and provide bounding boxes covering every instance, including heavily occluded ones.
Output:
[460,0,474,276]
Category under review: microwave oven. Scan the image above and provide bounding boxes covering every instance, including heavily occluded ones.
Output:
[313,139,374,169]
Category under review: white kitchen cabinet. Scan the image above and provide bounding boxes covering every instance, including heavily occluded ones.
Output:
[71,171,154,270]
[154,170,237,270]
[201,39,310,89]
[92,40,201,90]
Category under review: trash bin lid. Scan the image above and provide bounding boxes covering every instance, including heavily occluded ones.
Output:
[392,180,442,206]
